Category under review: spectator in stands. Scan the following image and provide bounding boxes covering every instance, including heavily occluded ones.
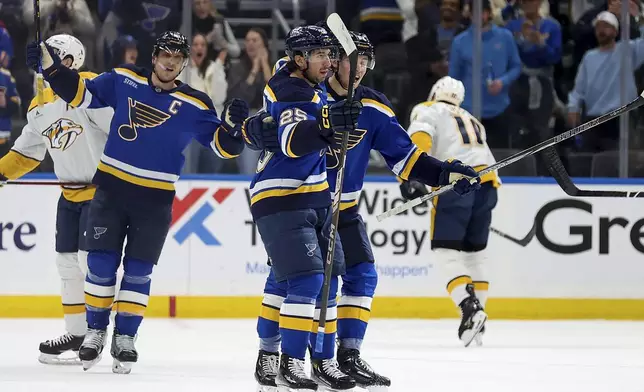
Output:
[449,0,522,148]
[400,30,445,126]
[180,33,227,117]
[568,11,644,152]
[505,0,562,149]
[227,28,271,112]
[179,33,228,174]
[572,0,641,73]
[101,0,182,68]
[109,34,138,68]
[0,68,20,158]
[0,22,13,68]
[22,0,95,68]
[191,0,240,60]
[436,0,468,58]
[227,27,271,174]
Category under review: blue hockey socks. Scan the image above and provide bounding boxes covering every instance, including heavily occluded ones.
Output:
[280,273,323,360]
[84,250,119,330]
[310,275,339,360]
[337,262,378,351]
[257,269,286,353]
[114,257,153,336]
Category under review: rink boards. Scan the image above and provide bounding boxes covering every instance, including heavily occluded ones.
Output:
[1,175,644,319]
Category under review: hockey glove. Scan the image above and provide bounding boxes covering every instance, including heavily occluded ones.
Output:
[26,41,60,78]
[438,159,481,196]
[319,99,363,139]
[241,111,279,152]
[400,180,428,201]
[221,98,250,138]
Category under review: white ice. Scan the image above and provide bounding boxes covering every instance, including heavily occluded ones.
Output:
[1,319,643,392]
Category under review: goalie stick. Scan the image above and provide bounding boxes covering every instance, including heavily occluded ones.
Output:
[314,13,358,354]
[376,90,644,221]
[541,146,644,198]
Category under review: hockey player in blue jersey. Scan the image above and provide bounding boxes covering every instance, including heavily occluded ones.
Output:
[26,31,254,373]
[248,31,482,392]
[248,24,365,391]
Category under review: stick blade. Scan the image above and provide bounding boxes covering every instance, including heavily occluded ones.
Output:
[326,13,356,56]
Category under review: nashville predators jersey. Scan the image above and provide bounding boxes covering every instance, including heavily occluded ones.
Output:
[408,101,500,186]
[0,72,112,202]
[249,67,331,219]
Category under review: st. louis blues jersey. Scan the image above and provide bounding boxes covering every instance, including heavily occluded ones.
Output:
[0,72,112,202]
[249,67,331,219]
[325,82,442,215]
[45,64,243,204]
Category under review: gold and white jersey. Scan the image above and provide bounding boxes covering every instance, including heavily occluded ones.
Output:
[0,72,113,201]
[407,101,500,186]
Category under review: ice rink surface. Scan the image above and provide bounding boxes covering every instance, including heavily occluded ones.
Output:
[0,318,643,392]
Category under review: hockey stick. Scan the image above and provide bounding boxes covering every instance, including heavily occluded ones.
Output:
[376,91,644,222]
[541,146,644,198]
[315,13,358,354]
[4,181,91,186]
[33,0,44,108]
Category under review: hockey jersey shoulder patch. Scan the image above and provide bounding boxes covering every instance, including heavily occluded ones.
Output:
[79,71,99,80]
[113,65,150,85]
[172,85,216,111]
[359,86,395,118]
[266,70,319,104]
[27,88,58,113]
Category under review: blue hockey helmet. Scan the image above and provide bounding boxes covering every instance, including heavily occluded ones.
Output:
[330,31,375,70]
[285,25,337,61]
[153,31,190,59]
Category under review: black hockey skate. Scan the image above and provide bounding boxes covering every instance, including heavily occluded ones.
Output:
[276,353,318,391]
[255,350,279,392]
[110,331,137,374]
[337,347,391,391]
[38,332,84,365]
[458,284,487,347]
[78,328,107,370]
[311,357,356,391]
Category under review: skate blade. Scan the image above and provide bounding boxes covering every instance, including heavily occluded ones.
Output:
[361,386,389,392]
[112,358,134,374]
[318,387,356,392]
[473,331,484,346]
[38,352,81,366]
[257,384,279,392]
[461,311,488,348]
[81,353,103,371]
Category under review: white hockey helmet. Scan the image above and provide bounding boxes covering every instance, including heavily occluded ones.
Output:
[46,34,86,70]
[428,76,465,106]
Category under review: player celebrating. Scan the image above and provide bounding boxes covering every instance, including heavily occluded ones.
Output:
[248,32,482,391]
[0,34,112,365]
[248,25,363,391]
[404,76,500,346]
[26,31,249,373]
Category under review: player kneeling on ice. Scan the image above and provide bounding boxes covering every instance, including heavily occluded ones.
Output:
[402,76,500,346]
[25,31,268,373]
[0,34,113,365]
[245,29,483,391]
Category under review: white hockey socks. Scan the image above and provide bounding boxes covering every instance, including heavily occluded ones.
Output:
[56,252,87,336]
[434,248,472,307]
[464,251,488,308]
